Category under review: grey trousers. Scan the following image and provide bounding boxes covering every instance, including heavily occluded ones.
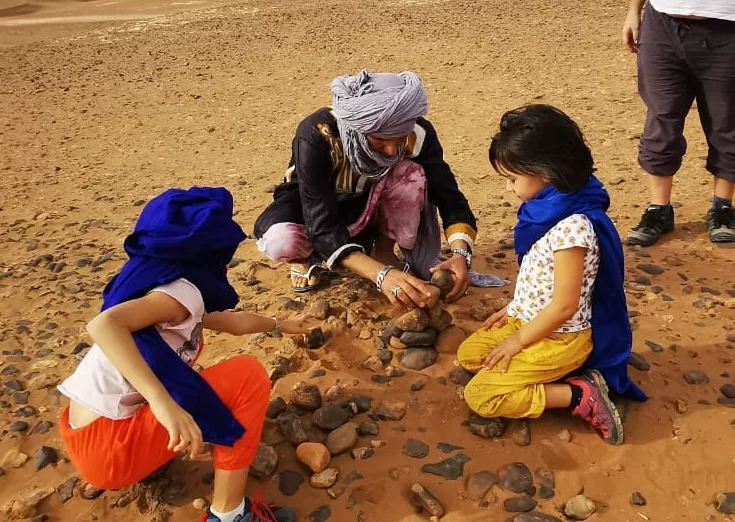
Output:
[637,3,735,182]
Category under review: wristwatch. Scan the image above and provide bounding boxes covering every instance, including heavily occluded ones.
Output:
[451,248,472,269]
[269,317,282,338]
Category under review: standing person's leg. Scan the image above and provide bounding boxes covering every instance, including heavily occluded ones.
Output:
[628,5,696,247]
[686,17,735,242]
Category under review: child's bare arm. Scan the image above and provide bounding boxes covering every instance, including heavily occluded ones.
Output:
[515,247,586,346]
[87,292,204,456]
[87,292,188,402]
[483,247,586,372]
[203,310,318,336]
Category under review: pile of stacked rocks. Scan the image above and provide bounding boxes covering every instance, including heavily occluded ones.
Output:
[374,270,466,372]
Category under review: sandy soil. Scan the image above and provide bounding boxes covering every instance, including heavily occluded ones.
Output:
[0,0,734,521]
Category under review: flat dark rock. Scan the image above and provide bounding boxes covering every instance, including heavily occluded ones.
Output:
[717,492,735,514]
[312,404,350,430]
[377,349,394,364]
[10,420,29,432]
[307,368,327,379]
[717,397,735,407]
[411,376,429,392]
[350,395,372,413]
[5,379,23,392]
[504,495,537,513]
[371,374,391,384]
[630,491,647,506]
[308,505,331,522]
[276,412,308,444]
[468,413,505,438]
[644,340,663,353]
[31,421,53,435]
[266,397,287,419]
[359,420,379,436]
[400,329,438,347]
[278,470,304,496]
[35,446,58,470]
[403,438,429,459]
[720,383,735,399]
[637,263,664,275]
[534,468,555,492]
[420,453,471,480]
[467,471,499,500]
[305,328,325,349]
[449,367,474,386]
[499,462,533,494]
[344,470,364,484]
[634,275,651,286]
[683,370,709,385]
[401,348,437,371]
[436,442,463,454]
[57,477,79,503]
[628,353,650,371]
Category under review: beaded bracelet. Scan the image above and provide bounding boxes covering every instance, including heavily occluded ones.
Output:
[375,265,394,292]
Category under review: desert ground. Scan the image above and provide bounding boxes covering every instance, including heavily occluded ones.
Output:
[0,0,734,521]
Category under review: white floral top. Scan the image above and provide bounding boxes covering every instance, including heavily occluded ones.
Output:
[507,214,599,332]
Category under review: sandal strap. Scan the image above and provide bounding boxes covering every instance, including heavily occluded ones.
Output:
[290,265,321,279]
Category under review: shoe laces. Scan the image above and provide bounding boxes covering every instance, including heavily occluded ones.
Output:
[711,205,735,228]
[249,490,278,522]
[637,207,665,231]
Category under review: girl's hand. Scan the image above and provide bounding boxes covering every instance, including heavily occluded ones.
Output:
[381,269,434,310]
[483,334,524,373]
[149,395,204,457]
[483,306,508,330]
[280,314,319,335]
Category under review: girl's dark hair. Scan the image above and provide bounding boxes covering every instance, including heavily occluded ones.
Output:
[488,104,595,193]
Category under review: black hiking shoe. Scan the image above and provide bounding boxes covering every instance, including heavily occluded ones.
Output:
[707,203,735,243]
[626,205,675,247]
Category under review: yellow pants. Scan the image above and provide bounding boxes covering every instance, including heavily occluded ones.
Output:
[457,317,592,419]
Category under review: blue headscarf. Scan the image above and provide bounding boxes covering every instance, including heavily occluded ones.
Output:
[514,176,647,401]
[102,187,247,446]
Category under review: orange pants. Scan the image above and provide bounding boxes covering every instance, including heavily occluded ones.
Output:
[59,355,270,491]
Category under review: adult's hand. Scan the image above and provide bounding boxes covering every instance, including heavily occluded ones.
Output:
[431,255,469,302]
[623,7,642,53]
[381,269,434,309]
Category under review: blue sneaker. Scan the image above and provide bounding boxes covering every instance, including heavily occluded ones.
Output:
[200,497,296,522]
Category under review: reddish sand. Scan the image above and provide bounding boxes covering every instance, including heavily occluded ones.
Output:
[0,0,734,521]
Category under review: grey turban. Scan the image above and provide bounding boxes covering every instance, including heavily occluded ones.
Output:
[331,70,428,179]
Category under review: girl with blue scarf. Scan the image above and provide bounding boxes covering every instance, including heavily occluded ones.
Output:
[57,187,312,522]
[457,105,646,445]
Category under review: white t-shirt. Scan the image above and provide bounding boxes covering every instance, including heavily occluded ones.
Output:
[58,278,205,419]
[650,0,735,21]
[507,214,600,333]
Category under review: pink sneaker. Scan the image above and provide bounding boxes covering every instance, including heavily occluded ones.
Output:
[567,370,624,445]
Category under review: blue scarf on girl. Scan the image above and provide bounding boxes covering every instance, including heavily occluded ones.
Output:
[101,187,247,446]
[514,176,647,401]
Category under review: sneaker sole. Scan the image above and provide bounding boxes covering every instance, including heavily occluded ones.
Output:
[585,369,625,446]
[710,231,735,243]
[626,226,675,247]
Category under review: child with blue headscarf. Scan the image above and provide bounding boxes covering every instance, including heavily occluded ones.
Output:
[457,106,646,445]
[57,187,312,522]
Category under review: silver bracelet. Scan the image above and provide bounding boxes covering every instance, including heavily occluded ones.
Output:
[268,316,282,338]
[376,265,394,292]
[451,248,472,269]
